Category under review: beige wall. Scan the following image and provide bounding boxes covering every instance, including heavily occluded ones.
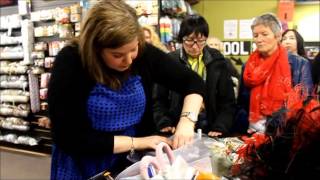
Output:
[294,2,320,42]
[192,0,277,40]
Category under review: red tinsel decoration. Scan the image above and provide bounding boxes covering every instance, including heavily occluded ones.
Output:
[237,133,270,161]
[291,99,320,156]
[232,85,320,178]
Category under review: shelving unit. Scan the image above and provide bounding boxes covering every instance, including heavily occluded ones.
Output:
[159,0,195,51]
[0,7,37,153]
[0,0,81,156]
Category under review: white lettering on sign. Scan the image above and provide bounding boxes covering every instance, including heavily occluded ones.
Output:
[223,41,251,55]
[224,42,231,55]
[240,42,249,55]
[231,42,240,55]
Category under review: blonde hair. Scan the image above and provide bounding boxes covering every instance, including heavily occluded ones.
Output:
[142,25,168,52]
[207,36,224,52]
[75,0,145,89]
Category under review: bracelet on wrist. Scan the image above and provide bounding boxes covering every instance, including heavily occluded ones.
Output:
[129,137,135,158]
[180,111,198,123]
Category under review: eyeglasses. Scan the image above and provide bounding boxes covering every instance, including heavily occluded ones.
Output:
[183,38,207,47]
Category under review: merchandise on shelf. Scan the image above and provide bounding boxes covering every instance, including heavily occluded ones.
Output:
[0,116,30,131]
[0,104,30,118]
[0,133,39,146]
[0,46,24,59]
[0,33,22,45]
[0,75,28,90]
[0,14,21,30]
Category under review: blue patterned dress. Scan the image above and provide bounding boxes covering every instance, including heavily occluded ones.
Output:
[51,76,146,179]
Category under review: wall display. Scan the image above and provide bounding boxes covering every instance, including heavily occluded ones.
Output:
[277,0,294,22]
[224,20,238,39]
[239,19,253,39]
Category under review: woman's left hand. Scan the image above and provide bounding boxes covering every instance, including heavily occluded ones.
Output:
[172,117,195,149]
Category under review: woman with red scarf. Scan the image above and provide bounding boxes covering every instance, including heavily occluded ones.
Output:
[237,13,313,133]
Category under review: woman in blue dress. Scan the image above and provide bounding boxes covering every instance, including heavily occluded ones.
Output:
[48,0,205,179]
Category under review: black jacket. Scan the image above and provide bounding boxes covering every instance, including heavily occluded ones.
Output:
[48,43,205,156]
[153,46,236,134]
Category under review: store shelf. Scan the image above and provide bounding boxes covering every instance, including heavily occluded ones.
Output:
[0,27,21,32]
[0,43,21,47]
[0,141,51,156]
[0,145,50,157]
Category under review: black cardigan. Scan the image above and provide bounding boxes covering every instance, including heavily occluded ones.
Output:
[48,44,205,156]
[153,46,236,134]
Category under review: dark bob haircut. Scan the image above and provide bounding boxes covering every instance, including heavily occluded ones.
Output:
[177,14,209,43]
[282,29,306,58]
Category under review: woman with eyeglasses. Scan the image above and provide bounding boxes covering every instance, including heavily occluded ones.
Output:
[153,14,236,137]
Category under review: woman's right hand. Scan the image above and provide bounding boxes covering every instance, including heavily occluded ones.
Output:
[135,136,172,150]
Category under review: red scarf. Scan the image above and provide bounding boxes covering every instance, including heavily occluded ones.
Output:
[244,45,292,122]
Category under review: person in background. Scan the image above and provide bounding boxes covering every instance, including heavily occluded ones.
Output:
[281,29,308,59]
[48,1,204,179]
[237,13,313,133]
[312,52,320,98]
[280,29,313,94]
[153,14,236,137]
[166,40,177,52]
[142,25,168,52]
[207,36,240,99]
[207,36,224,51]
